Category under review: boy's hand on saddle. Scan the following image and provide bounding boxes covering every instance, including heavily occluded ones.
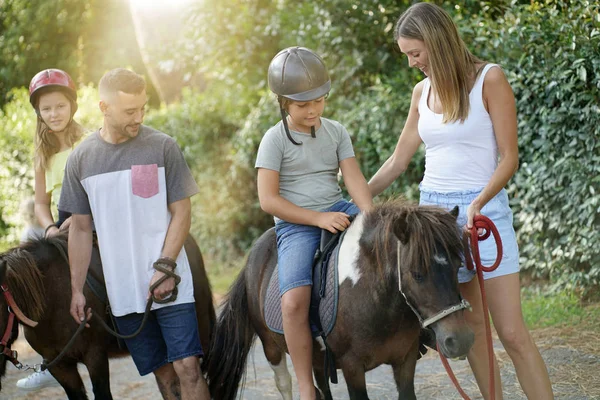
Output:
[318,212,351,233]
[59,217,72,233]
[45,225,60,238]
[70,292,92,327]
[149,270,175,301]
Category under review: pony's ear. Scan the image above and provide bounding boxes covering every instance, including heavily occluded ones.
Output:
[449,206,459,219]
[0,259,6,284]
[392,214,410,244]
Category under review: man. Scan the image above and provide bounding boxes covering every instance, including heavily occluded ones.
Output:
[60,68,209,399]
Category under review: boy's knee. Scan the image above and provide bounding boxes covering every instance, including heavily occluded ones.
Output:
[281,293,309,318]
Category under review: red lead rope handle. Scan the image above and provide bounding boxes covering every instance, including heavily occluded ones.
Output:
[467,214,503,273]
[438,214,503,400]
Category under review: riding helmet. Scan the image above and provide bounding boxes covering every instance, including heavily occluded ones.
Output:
[267,47,330,144]
[29,69,78,114]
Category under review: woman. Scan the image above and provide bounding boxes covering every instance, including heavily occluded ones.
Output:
[368,3,553,399]
[16,68,85,391]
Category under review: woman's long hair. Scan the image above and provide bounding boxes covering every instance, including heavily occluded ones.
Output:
[394,3,483,124]
[33,90,84,171]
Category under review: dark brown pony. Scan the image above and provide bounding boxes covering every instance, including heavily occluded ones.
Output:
[0,234,215,399]
[207,200,474,400]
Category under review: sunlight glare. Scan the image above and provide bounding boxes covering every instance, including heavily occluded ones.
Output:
[129,0,195,12]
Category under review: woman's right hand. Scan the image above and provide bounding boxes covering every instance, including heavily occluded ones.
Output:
[318,212,351,233]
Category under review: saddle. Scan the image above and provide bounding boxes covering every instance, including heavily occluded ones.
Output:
[264,229,345,337]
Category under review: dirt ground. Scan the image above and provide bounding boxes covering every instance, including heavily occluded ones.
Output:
[1,323,599,399]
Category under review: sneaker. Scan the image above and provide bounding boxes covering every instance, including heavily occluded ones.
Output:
[16,370,60,391]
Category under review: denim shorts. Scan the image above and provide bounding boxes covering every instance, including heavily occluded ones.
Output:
[275,199,360,295]
[114,302,203,375]
[419,187,520,283]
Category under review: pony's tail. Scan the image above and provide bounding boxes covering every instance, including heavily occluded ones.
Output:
[206,269,255,400]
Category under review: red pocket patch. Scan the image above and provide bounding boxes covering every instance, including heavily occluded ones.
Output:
[131,164,159,198]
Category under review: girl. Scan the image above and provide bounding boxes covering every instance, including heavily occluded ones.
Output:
[30,68,85,238]
[368,3,553,399]
[16,68,85,391]
[256,46,373,399]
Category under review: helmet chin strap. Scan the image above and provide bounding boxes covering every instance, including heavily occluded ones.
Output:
[278,96,318,143]
[280,106,302,145]
[278,96,302,145]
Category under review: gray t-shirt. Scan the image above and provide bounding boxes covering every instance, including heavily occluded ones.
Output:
[255,117,355,215]
[59,125,199,316]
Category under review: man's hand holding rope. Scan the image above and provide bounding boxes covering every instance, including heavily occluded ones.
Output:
[148,257,181,303]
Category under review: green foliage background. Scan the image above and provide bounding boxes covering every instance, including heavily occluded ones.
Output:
[0,0,598,291]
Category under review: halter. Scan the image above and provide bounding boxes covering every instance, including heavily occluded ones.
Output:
[396,241,471,328]
[0,283,39,370]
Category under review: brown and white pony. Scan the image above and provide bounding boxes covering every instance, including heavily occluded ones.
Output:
[207,200,474,400]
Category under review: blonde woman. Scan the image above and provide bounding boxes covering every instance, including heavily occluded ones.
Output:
[30,69,85,238]
[369,3,553,399]
[16,69,85,391]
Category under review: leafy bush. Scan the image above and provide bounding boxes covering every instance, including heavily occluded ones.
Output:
[144,89,273,260]
[169,0,599,292]
[0,89,35,243]
[0,0,597,293]
[461,1,600,291]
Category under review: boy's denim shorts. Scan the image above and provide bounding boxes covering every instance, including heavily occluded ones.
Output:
[114,302,203,375]
[419,187,520,284]
[275,199,360,296]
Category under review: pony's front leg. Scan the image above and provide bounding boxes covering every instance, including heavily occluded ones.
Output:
[48,360,88,400]
[84,348,113,400]
[391,355,418,400]
[341,364,369,400]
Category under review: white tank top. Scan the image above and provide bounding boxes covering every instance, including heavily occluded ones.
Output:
[418,64,499,192]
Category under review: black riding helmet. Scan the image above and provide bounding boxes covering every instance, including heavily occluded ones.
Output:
[267,47,331,145]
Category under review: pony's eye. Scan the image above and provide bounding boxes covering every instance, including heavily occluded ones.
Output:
[412,272,424,282]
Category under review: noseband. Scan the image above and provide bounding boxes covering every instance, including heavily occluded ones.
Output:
[396,241,471,328]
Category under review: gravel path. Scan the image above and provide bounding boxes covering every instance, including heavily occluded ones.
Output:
[2,325,598,399]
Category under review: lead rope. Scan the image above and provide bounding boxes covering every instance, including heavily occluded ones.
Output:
[438,214,503,400]
[38,253,180,372]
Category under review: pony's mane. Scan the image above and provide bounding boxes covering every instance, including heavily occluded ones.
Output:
[1,235,68,321]
[362,198,463,275]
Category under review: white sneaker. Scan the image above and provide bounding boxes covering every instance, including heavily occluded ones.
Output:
[16,369,61,391]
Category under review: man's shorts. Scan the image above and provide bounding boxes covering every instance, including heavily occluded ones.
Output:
[419,187,520,284]
[114,302,203,375]
[275,199,360,296]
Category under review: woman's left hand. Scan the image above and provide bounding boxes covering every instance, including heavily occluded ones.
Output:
[466,202,484,234]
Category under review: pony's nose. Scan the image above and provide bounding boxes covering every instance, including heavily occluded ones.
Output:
[442,329,474,358]
[444,336,458,354]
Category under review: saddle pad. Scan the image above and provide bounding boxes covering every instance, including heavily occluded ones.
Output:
[264,241,341,336]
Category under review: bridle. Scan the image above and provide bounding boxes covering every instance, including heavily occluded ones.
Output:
[396,241,471,328]
[0,283,39,370]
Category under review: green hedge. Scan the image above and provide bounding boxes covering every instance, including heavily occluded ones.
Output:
[182,0,599,290]
[0,0,597,292]
[462,1,600,291]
